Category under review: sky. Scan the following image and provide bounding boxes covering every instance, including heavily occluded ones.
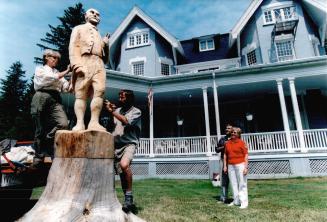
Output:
[0,0,250,80]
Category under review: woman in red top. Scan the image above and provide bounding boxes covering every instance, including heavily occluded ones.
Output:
[223,127,249,209]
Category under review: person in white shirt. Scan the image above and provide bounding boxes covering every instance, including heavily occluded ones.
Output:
[31,49,71,160]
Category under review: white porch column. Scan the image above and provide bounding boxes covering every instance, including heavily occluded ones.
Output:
[288,77,307,152]
[202,87,212,156]
[212,73,221,138]
[149,91,154,157]
[276,79,293,153]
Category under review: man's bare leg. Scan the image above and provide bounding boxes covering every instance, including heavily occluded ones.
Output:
[120,157,134,212]
[72,98,86,131]
[87,96,106,131]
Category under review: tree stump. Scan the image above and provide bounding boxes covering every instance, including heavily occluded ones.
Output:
[19,130,145,222]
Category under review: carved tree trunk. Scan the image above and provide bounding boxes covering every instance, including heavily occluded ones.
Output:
[19,130,145,222]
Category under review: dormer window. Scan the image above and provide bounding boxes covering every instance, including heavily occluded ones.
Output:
[262,4,297,25]
[264,11,273,23]
[199,39,215,51]
[127,28,150,48]
[246,50,257,66]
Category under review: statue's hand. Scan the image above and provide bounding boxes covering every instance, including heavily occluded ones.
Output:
[75,66,87,76]
[103,33,110,45]
[68,83,74,93]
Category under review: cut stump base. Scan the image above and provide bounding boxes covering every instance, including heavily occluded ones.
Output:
[19,130,145,222]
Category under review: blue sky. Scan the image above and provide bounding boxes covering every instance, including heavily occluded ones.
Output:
[0,0,250,80]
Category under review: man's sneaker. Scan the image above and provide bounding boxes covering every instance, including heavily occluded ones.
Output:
[228,202,234,207]
[122,194,134,213]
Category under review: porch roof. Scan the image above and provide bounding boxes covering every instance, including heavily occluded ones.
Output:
[106,56,327,86]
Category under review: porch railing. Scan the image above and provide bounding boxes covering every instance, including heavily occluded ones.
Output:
[135,129,327,157]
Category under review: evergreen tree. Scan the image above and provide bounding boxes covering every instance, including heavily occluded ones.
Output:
[19,77,35,140]
[0,62,28,140]
[34,3,85,71]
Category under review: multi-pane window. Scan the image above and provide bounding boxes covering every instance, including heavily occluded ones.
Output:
[136,35,142,45]
[127,31,149,48]
[276,41,294,61]
[199,39,215,51]
[161,63,170,76]
[143,33,149,44]
[247,50,257,65]
[132,62,144,76]
[283,7,292,19]
[264,11,273,23]
[200,41,206,51]
[274,8,282,21]
[263,6,296,24]
[129,36,135,47]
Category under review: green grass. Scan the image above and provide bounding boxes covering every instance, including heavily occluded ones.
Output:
[32,177,327,222]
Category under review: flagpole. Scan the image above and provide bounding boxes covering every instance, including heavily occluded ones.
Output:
[148,87,154,157]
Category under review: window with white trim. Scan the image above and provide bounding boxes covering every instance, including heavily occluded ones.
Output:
[127,31,150,48]
[264,10,273,23]
[263,5,296,24]
[199,39,215,51]
[275,40,294,61]
[161,63,170,76]
[132,62,144,76]
[246,50,257,66]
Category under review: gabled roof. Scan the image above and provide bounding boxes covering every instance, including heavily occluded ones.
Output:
[229,0,263,47]
[302,0,327,45]
[229,0,327,46]
[109,6,184,56]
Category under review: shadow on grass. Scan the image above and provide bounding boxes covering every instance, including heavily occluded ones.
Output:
[1,199,37,222]
[212,195,234,204]
[0,184,38,222]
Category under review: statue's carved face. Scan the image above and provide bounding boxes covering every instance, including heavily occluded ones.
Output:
[85,8,100,25]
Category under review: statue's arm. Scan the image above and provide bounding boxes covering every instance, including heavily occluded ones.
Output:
[102,33,110,64]
[69,27,83,72]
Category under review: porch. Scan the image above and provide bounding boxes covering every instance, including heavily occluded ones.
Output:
[135,129,327,157]
[128,129,327,180]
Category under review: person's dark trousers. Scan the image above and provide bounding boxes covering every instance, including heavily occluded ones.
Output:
[220,171,229,202]
[32,113,47,158]
[46,102,68,157]
[31,91,51,158]
[31,91,68,158]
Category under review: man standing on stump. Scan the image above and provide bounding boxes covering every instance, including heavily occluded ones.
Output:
[31,49,71,162]
[104,89,142,212]
[69,8,110,131]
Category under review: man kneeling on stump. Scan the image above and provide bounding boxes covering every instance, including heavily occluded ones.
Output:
[104,89,141,212]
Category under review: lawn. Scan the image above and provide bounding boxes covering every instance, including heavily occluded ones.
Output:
[31,177,327,222]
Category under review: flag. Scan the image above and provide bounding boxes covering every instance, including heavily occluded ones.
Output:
[147,87,153,115]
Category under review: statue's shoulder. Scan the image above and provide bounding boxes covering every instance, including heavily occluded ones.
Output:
[72,23,87,31]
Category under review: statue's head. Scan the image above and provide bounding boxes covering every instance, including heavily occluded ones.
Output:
[85,8,100,25]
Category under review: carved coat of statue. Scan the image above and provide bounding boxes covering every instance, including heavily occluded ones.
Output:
[69,8,110,131]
